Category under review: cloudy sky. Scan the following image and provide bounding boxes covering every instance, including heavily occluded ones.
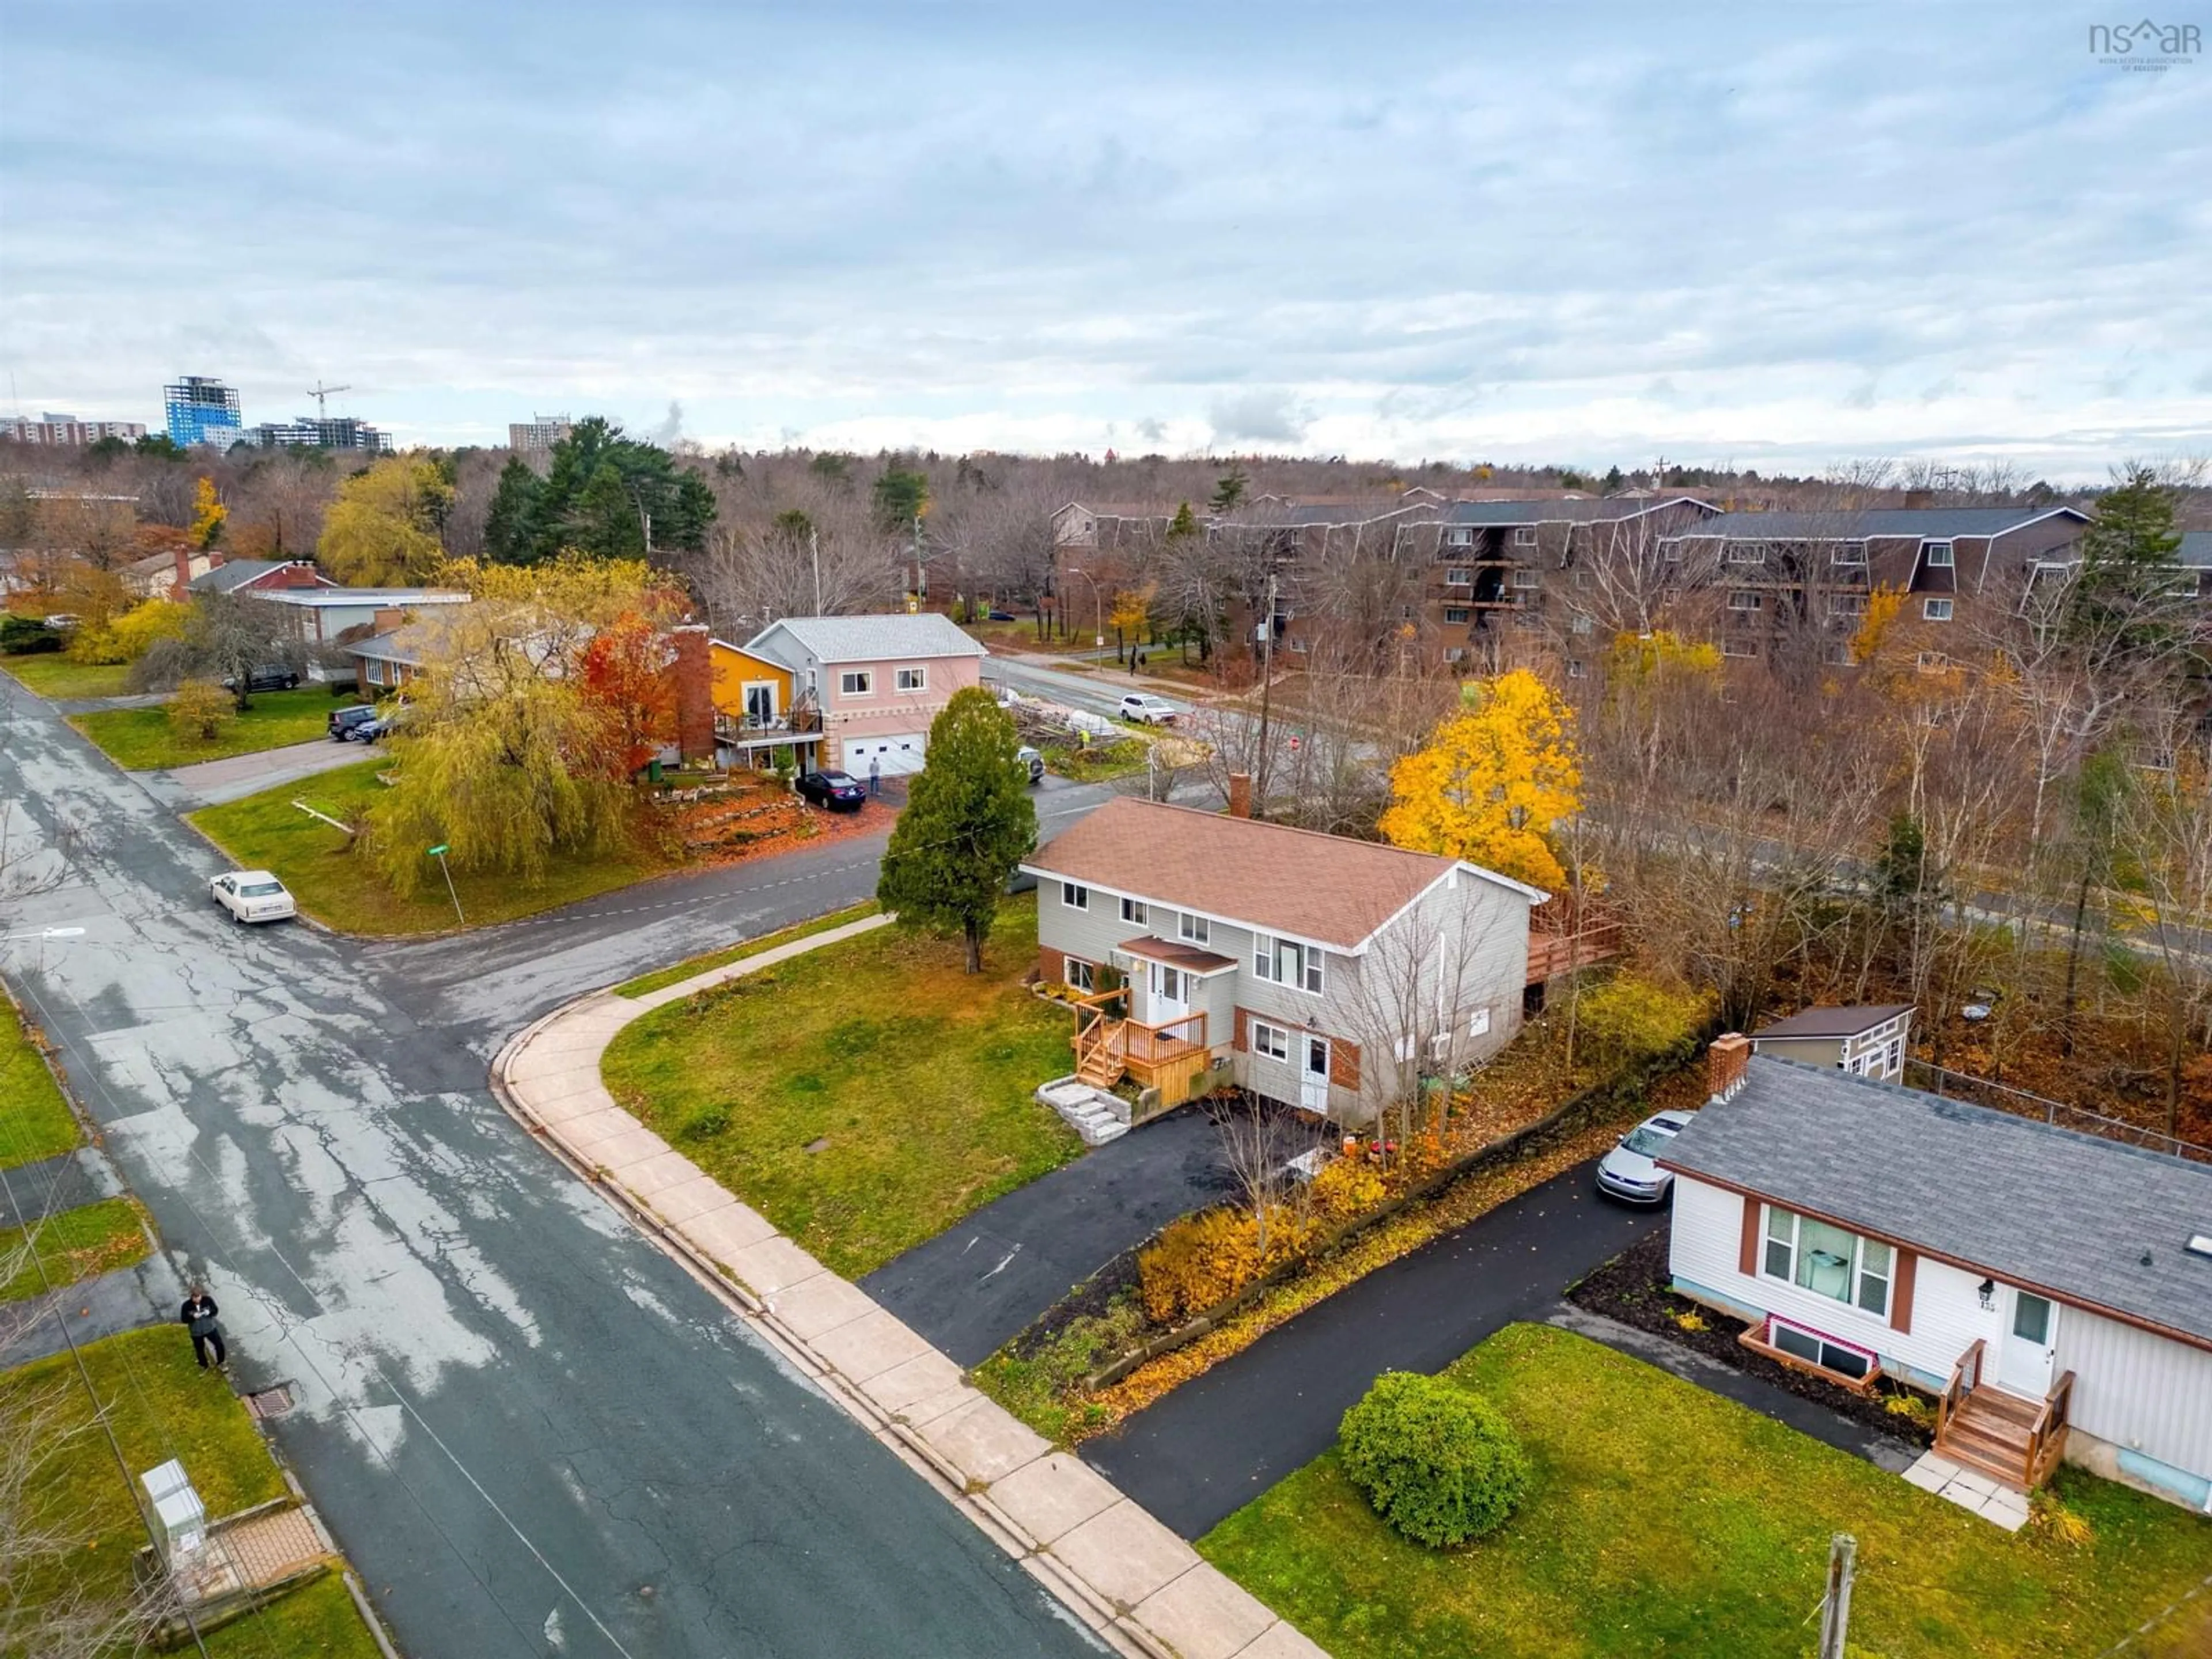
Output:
[3,2,2207,479]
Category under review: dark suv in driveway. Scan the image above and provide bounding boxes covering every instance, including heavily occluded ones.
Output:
[222,664,301,694]
[328,705,379,741]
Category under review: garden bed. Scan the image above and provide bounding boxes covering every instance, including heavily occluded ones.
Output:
[1566,1225,1936,1446]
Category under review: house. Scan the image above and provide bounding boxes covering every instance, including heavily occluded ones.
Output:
[1661,1043,2212,1509]
[743,613,986,776]
[664,627,823,771]
[1020,790,1546,1120]
[1751,1004,1913,1082]
[189,558,471,650]
[186,558,339,597]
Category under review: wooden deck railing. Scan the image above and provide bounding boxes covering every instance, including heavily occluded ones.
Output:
[1122,1012,1207,1064]
[1936,1338,1984,1446]
[2027,1369,2075,1488]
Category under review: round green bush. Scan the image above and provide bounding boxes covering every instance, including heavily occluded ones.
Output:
[1336,1371,1532,1547]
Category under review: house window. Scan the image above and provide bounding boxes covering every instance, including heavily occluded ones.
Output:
[1178,912,1210,946]
[1444,607,1471,624]
[1885,1037,1902,1074]
[840,669,874,696]
[1830,595,1868,619]
[1722,639,1759,658]
[1120,897,1147,925]
[1727,541,1768,564]
[1062,881,1089,911]
[1513,527,1537,547]
[1289,636,1309,654]
[1924,540,1955,568]
[1253,934,1324,994]
[1923,598,1953,622]
[1762,1207,1891,1319]
[1445,567,1472,586]
[1566,659,1586,680]
[1728,590,1762,612]
[1251,1019,1291,1061]
[1766,1317,1876,1382]
[1444,647,1467,663]
[1065,957,1095,993]
[1916,650,1951,672]
[1512,568,1540,589]
[1825,642,1855,665]
[1445,528,1474,547]
[895,666,927,691]
[1832,541,1868,566]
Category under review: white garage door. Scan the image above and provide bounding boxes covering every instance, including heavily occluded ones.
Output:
[844,734,927,776]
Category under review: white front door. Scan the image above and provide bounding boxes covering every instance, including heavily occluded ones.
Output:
[1300,1037,1332,1113]
[1148,963,1189,1025]
[1996,1289,2058,1396]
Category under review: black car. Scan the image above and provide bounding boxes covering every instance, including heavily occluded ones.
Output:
[222,664,301,693]
[328,705,379,741]
[795,769,867,810]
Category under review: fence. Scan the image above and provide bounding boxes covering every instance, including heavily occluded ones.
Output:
[1904,1060,2210,1166]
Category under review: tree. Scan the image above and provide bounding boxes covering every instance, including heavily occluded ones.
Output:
[167,678,236,744]
[1380,669,1581,891]
[317,456,453,586]
[576,611,677,774]
[871,466,930,532]
[483,457,545,564]
[1109,582,1155,668]
[496,417,714,563]
[189,475,226,549]
[131,593,298,708]
[875,687,1037,972]
[2067,464,2190,660]
[571,461,647,559]
[1210,469,1249,513]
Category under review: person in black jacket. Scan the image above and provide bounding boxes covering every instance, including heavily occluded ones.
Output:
[180,1286,226,1369]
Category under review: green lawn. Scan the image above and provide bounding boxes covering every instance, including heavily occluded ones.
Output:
[615,902,883,997]
[1202,1323,2212,1659]
[1,1327,287,1614]
[190,759,662,935]
[1,993,79,1168]
[601,893,1083,1276]
[69,685,340,770]
[0,654,132,699]
[202,1573,388,1658]
[0,1197,152,1302]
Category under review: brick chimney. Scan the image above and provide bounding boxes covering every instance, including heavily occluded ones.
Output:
[1903,488,1935,510]
[671,625,714,766]
[1228,772,1252,819]
[173,542,192,597]
[1707,1032,1751,1103]
[370,607,407,635]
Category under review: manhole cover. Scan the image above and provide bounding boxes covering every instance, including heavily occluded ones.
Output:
[244,1384,296,1420]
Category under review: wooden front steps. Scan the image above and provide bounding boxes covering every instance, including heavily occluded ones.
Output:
[1934,1340,2075,1491]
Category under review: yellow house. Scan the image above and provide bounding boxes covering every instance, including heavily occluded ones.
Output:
[694,637,823,769]
[709,638,793,726]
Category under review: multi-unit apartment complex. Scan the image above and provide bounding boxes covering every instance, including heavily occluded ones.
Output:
[164,376,244,448]
[2,414,149,446]
[509,415,574,453]
[241,415,394,453]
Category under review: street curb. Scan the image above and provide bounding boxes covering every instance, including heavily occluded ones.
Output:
[487,921,1323,1659]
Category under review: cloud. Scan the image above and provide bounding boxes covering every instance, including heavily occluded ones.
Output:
[1208,390,1311,446]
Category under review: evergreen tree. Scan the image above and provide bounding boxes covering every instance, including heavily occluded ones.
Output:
[571,461,647,559]
[2069,466,2186,656]
[512,416,715,562]
[876,688,1037,973]
[1210,468,1249,513]
[872,466,930,532]
[484,457,546,565]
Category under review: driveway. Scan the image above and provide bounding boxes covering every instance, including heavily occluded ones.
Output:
[144,734,370,808]
[862,1108,1233,1366]
[1081,1158,1664,1539]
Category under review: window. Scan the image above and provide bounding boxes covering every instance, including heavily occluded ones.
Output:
[1923,540,1955,568]
[1468,1006,1491,1037]
[1830,594,1868,619]
[1832,541,1868,566]
[1064,957,1095,993]
[1512,568,1540,589]
[1923,597,1953,621]
[1444,606,1471,624]
[1445,527,1474,547]
[2013,1291,2052,1345]
[1825,642,1855,665]
[1885,1037,1902,1074]
[1566,659,1586,680]
[1251,1020,1291,1061]
[1727,541,1768,564]
[1728,590,1762,612]
[1120,896,1147,924]
[1723,639,1759,658]
[1061,881,1089,911]
[1762,1207,1891,1319]
[895,665,927,691]
[1444,567,1472,586]
[1253,934,1324,994]
[1766,1318,1876,1382]
[840,669,873,696]
[1177,912,1210,946]
[1916,650,1951,673]
[1152,964,1185,1002]
[1570,613,1593,635]
[1444,647,1467,663]
[1513,527,1537,547]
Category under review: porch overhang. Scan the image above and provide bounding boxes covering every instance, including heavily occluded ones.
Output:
[1115,935,1238,975]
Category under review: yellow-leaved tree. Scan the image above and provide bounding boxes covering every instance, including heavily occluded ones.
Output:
[318,457,454,586]
[1378,668,1581,891]
[189,477,227,550]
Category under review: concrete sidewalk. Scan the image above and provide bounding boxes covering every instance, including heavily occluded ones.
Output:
[493,913,1326,1659]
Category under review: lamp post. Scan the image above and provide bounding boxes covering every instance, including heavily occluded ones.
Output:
[1064,566,1104,650]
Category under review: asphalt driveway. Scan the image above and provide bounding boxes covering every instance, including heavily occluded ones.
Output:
[861,1107,1233,1365]
[1080,1158,1664,1538]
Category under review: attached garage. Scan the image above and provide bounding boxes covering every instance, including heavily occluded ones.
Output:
[842,733,927,776]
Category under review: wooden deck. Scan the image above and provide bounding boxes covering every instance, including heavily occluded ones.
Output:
[1933,1340,2074,1490]
[1072,1002,1211,1109]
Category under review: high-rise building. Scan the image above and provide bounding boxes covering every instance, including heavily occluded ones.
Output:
[2,414,149,445]
[509,414,573,453]
[242,415,393,453]
[164,377,244,448]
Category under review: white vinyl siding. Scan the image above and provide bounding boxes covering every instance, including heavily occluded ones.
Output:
[2053,1305,2212,1491]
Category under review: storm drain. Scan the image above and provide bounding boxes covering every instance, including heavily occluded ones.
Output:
[243,1383,296,1421]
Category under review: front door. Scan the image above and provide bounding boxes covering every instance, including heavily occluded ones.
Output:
[1148,964,1190,1027]
[1997,1289,2059,1396]
[1300,1037,1332,1113]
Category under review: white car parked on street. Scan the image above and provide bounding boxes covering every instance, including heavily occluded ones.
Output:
[211,870,297,925]
[1118,692,1178,725]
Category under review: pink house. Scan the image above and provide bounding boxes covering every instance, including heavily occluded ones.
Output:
[743,613,987,775]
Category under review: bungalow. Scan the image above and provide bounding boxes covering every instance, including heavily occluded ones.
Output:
[1020,790,1546,1120]
[1661,1044,2212,1510]
[190,559,472,649]
[742,612,986,776]
[1751,1004,1913,1082]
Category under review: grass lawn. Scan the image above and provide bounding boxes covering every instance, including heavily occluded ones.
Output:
[0,1327,286,1614]
[1,993,80,1169]
[0,1197,153,1302]
[0,654,133,699]
[601,893,1083,1277]
[1202,1323,2212,1659]
[69,685,340,770]
[615,902,883,998]
[190,759,664,935]
[202,1573,388,1658]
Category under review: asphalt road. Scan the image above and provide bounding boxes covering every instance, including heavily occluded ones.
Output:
[1081,1160,1663,1539]
[982,654,1191,722]
[0,682,1108,1659]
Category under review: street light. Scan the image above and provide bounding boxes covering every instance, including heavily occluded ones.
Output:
[1063,566,1105,650]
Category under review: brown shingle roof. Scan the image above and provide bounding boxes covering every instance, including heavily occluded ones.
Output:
[1025,798,1539,950]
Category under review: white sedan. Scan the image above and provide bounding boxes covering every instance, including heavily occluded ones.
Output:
[210,870,297,925]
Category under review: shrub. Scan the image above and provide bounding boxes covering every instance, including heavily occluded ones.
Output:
[677,1101,732,1142]
[2029,1487,2093,1545]
[1573,972,1710,1074]
[1138,1207,1266,1325]
[1308,1157,1387,1226]
[1337,1371,1532,1547]
[105,597,191,661]
[167,679,236,744]
[0,615,62,656]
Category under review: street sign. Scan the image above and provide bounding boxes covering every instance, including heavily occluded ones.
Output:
[427,844,449,856]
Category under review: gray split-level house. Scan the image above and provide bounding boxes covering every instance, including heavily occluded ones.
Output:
[1020,795,1546,1122]
[1661,1044,2212,1511]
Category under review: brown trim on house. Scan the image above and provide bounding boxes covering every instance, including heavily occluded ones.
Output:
[1663,1166,2212,1358]
[1037,946,1065,987]
[1328,1036,1361,1091]
[1737,1194,1761,1278]
[1891,1251,1917,1336]
[1233,1007,1250,1053]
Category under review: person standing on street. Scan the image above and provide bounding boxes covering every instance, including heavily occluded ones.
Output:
[869,754,881,797]
[180,1286,226,1370]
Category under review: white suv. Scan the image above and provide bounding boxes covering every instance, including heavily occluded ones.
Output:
[1118,693,1177,726]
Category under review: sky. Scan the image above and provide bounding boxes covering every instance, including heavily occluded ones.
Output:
[2,2,2207,482]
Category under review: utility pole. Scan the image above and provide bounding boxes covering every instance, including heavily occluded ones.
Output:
[810,529,823,614]
[1253,562,1279,819]
[912,513,927,606]
[1816,1533,1857,1659]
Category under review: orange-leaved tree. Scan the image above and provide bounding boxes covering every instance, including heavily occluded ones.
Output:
[1378,668,1581,892]
[576,611,677,776]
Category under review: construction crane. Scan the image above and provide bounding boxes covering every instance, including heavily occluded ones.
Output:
[306,380,352,419]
